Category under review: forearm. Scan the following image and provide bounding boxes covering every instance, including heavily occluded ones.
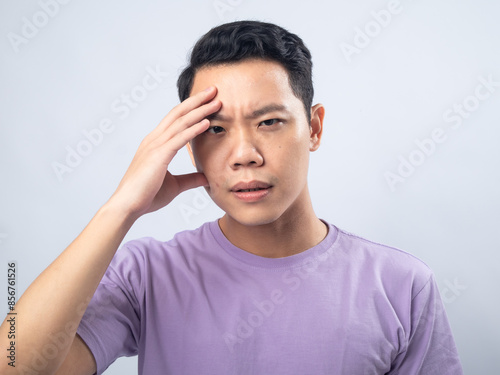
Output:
[0,202,136,374]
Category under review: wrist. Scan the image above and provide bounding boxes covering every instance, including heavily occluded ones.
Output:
[98,198,141,229]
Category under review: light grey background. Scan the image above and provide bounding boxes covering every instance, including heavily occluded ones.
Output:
[1,0,499,373]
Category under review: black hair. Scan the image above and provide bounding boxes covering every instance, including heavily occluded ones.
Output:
[177,20,314,122]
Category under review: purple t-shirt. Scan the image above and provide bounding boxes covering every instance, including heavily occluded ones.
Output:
[77,220,463,374]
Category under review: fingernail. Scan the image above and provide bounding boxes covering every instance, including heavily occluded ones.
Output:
[204,86,213,92]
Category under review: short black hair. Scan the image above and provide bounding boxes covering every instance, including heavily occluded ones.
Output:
[177,20,314,122]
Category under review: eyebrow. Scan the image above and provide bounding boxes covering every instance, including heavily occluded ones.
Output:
[207,104,289,122]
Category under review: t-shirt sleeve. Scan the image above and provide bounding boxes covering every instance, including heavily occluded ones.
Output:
[76,242,144,375]
[389,274,463,374]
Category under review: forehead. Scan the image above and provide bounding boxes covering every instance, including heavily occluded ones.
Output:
[190,59,301,112]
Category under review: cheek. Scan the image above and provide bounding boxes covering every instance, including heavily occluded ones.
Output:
[191,141,211,171]
[279,129,310,156]
[192,143,225,187]
[283,133,311,172]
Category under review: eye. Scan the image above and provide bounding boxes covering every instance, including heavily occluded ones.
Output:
[259,119,280,126]
[206,125,225,134]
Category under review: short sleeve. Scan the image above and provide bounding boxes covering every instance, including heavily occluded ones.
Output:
[77,243,144,375]
[389,274,463,374]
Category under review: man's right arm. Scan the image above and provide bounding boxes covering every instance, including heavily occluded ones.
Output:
[55,334,98,375]
[0,86,221,375]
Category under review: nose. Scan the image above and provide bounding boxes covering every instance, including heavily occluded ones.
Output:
[229,130,264,169]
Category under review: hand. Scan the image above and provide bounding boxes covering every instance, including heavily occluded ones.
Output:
[107,86,221,219]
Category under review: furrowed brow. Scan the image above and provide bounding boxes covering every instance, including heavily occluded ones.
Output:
[246,104,289,120]
[206,112,230,122]
[206,104,289,122]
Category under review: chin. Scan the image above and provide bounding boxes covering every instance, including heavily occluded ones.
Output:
[226,211,282,227]
[214,200,285,227]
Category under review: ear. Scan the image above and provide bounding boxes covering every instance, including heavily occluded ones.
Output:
[186,141,197,167]
[309,103,325,151]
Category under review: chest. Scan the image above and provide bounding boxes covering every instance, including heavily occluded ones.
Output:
[139,267,404,374]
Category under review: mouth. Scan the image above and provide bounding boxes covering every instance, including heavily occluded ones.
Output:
[230,181,273,192]
[237,188,267,192]
[230,181,273,202]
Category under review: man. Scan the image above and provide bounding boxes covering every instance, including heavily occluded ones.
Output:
[0,21,463,374]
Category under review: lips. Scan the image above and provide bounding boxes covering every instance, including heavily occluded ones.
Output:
[230,180,273,202]
[230,180,272,191]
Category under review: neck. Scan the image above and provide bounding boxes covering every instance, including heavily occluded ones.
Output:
[218,186,328,258]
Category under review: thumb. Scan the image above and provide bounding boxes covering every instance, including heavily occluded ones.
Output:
[174,172,209,194]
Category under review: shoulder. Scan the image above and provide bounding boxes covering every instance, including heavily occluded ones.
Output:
[132,219,214,251]
[107,220,216,272]
[333,226,433,296]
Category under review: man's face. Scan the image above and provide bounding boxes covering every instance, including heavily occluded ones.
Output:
[188,59,323,227]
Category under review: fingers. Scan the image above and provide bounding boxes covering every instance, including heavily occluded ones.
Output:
[158,86,219,132]
[144,86,221,154]
[162,118,210,157]
[162,98,221,141]
[173,86,218,118]
[145,88,221,159]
